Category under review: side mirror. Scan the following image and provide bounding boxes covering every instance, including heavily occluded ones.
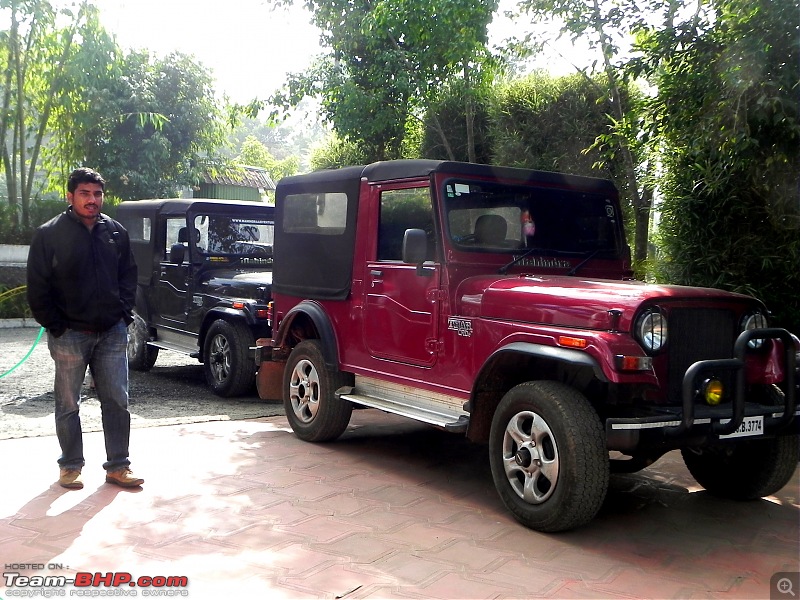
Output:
[402,228,427,265]
[170,243,186,265]
[402,228,434,276]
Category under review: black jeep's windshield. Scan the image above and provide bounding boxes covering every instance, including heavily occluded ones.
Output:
[443,179,621,258]
[190,214,275,260]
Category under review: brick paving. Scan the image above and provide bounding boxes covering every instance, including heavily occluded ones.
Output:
[0,410,797,599]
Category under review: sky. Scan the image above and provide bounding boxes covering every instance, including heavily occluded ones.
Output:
[90,0,322,104]
[86,0,577,106]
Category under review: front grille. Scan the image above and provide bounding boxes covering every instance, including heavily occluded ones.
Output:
[666,308,738,403]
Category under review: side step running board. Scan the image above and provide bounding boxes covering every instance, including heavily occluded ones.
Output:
[147,340,199,358]
[336,387,469,433]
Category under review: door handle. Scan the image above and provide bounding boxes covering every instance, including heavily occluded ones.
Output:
[370,270,383,277]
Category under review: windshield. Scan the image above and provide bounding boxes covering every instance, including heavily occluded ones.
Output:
[443,179,621,257]
[190,214,275,259]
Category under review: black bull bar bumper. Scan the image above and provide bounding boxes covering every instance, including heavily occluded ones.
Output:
[606,328,798,452]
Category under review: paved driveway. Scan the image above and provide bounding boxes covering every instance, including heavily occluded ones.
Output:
[1,410,798,599]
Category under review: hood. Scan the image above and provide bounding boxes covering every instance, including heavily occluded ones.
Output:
[200,268,273,299]
[456,274,755,332]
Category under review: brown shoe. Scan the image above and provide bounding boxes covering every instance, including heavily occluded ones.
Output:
[59,468,84,489]
[105,468,144,487]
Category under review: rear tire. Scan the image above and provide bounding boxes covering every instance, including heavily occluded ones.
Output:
[127,312,158,371]
[681,436,799,500]
[489,381,609,532]
[283,340,353,442]
[203,319,255,397]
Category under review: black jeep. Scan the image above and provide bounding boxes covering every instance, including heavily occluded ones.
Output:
[117,199,275,397]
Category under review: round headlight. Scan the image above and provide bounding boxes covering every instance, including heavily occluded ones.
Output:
[636,309,667,353]
[741,311,768,349]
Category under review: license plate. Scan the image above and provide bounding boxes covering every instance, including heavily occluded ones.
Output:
[720,415,764,439]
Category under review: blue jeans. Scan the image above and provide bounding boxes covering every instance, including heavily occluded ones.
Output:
[47,320,132,472]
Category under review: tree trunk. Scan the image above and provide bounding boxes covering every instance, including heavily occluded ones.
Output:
[464,59,476,163]
[430,112,456,160]
[591,0,649,266]
[633,187,653,266]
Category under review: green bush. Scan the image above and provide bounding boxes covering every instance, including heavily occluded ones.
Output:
[0,285,32,320]
[650,0,800,336]
[420,84,493,163]
[488,73,623,178]
[0,197,68,244]
[309,135,371,170]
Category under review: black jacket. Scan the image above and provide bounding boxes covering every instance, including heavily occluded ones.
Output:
[27,208,137,336]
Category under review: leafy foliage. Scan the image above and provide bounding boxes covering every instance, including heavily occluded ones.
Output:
[636,0,800,333]
[515,0,683,270]
[489,73,618,174]
[75,50,226,200]
[237,136,299,182]
[422,73,636,241]
[0,0,110,231]
[420,80,493,163]
[225,103,326,169]
[268,0,498,162]
[309,135,370,170]
[0,284,32,319]
[0,195,63,244]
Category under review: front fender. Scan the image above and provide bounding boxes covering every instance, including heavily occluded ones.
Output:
[486,341,608,382]
[199,308,250,351]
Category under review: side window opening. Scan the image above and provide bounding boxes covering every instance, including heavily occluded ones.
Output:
[126,216,151,242]
[274,188,356,300]
[164,218,185,261]
[378,187,436,262]
[283,192,348,235]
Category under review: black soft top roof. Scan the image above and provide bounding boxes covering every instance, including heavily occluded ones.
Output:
[118,198,275,219]
[276,160,617,195]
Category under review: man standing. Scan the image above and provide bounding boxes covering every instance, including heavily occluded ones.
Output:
[27,167,143,489]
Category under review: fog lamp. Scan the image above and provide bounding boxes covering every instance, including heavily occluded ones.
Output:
[702,378,724,406]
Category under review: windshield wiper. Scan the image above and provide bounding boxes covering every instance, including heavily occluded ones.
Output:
[499,247,605,275]
[565,249,601,276]
[498,247,546,275]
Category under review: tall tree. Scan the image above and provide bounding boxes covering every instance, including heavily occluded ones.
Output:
[266,0,498,162]
[0,0,112,231]
[237,135,299,181]
[515,0,674,268]
[78,50,226,200]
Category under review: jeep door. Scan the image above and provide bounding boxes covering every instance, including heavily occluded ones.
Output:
[363,185,440,367]
[155,217,194,327]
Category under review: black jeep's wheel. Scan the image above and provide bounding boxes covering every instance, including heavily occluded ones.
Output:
[681,436,799,500]
[127,312,158,371]
[283,340,353,442]
[489,381,609,532]
[203,319,255,397]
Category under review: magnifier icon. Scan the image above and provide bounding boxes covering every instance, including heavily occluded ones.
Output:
[778,578,796,597]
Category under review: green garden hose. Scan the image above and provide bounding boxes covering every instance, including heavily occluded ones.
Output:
[0,285,45,378]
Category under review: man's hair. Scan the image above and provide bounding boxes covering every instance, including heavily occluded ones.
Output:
[67,167,105,193]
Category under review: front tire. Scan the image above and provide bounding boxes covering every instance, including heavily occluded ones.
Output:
[127,312,158,371]
[489,381,609,532]
[283,340,353,442]
[203,319,255,397]
[681,436,799,500]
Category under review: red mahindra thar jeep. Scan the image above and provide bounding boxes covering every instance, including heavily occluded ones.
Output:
[257,159,798,532]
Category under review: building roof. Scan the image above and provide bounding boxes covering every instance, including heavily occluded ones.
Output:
[202,165,276,190]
